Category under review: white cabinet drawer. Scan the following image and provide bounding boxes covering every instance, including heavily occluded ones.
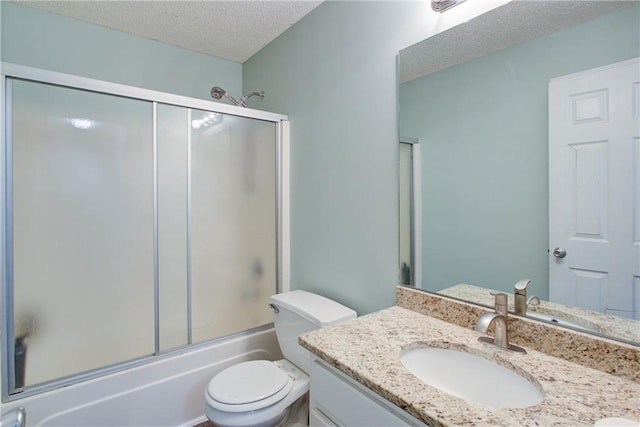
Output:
[310,359,424,427]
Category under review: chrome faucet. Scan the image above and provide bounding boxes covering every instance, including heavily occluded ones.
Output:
[476,293,509,347]
[475,293,526,353]
[0,406,26,427]
[513,278,540,315]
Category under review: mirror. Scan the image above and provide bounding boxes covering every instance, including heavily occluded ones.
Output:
[398,0,640,345]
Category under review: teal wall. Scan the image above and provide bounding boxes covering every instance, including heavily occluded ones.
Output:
[0,2,241,101]
[399,5,640,299]
[243,1,434,314]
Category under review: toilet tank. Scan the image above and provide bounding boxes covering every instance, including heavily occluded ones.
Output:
[270,290,356,374]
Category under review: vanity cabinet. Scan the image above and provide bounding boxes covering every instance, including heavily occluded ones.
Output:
[309,359,425,427]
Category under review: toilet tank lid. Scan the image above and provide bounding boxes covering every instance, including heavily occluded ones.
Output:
[270,291,357,326]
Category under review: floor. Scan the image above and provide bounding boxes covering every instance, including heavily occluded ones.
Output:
[193,421,213,427]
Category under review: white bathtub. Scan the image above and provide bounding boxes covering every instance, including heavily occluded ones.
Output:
[1,327,282,426]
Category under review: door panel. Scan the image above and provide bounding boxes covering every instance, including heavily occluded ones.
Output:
[549,58,640,319]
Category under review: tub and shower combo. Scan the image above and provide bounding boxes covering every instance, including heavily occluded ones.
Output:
[0,62,290,426]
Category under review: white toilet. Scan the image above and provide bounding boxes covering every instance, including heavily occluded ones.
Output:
[204,290,357,427]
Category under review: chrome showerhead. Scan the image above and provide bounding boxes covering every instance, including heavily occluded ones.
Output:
[210,86,227,100]
[211,85,241,106]
[210,86,265,107]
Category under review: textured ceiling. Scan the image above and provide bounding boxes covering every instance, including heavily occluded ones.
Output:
[13,0,323,64]
[400,0,636,83]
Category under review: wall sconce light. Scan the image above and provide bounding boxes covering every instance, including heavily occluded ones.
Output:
[432,0,468,13]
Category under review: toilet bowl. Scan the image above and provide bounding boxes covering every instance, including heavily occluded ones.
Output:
[205,360,309,427]
[204,291,356,427]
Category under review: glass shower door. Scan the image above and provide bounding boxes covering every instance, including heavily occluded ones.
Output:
[9,79,155,388]
[3,72,285,397]
[190,110,277,343]
[157,104,189,352]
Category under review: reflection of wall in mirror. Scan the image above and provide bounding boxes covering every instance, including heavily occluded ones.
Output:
[399,5,640,301]
[399,140,421,286]
[399,142,412,284]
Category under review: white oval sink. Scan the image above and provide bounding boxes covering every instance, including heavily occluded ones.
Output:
[400,347,544,408]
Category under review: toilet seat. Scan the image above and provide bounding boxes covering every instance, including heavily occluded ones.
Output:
[207,360,294,413]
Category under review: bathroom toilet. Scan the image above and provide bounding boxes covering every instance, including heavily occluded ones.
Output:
[204,290,357,427]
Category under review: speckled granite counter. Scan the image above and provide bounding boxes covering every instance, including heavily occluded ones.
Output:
[397,286,640,382]
[299,306,640,426]
[440,284,640,343]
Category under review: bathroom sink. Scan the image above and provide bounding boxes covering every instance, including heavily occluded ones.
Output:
[400,347,544,408]
[526,311,597,333]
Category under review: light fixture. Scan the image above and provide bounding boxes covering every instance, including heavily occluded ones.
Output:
[432,0,467,13]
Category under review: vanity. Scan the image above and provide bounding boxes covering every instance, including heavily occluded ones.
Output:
[299,299,640,426]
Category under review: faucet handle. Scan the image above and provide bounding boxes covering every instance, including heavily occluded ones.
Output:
[492,293,509,316]
[514,279,532,293]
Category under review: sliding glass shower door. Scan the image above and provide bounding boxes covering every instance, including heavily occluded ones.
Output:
[4,74,284,397]
[190,110,276,343]
[10,80,156,387]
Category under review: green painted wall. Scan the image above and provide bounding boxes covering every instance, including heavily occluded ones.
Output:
[399,5,640,299]
[0,2,241,101]
[242,0,509,315]
[242,1,425,314]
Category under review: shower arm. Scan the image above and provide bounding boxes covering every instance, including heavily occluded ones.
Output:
[238,91,265,108]
[223,93,242,107]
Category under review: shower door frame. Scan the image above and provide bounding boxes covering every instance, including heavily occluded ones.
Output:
[0,62,291,401]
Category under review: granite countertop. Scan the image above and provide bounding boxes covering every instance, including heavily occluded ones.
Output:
[299,306,640,427]
[439,284,640,343]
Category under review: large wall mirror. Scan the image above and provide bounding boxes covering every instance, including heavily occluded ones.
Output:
[398,0,640,346]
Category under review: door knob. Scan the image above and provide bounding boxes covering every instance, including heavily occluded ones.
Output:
[552,247,567,258]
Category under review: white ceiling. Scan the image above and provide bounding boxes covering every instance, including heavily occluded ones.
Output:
[399,0,636,83]
[12,0,323,64]
[15,0,635,80]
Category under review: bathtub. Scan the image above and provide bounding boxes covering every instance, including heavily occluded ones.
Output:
[1,326,282,426]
